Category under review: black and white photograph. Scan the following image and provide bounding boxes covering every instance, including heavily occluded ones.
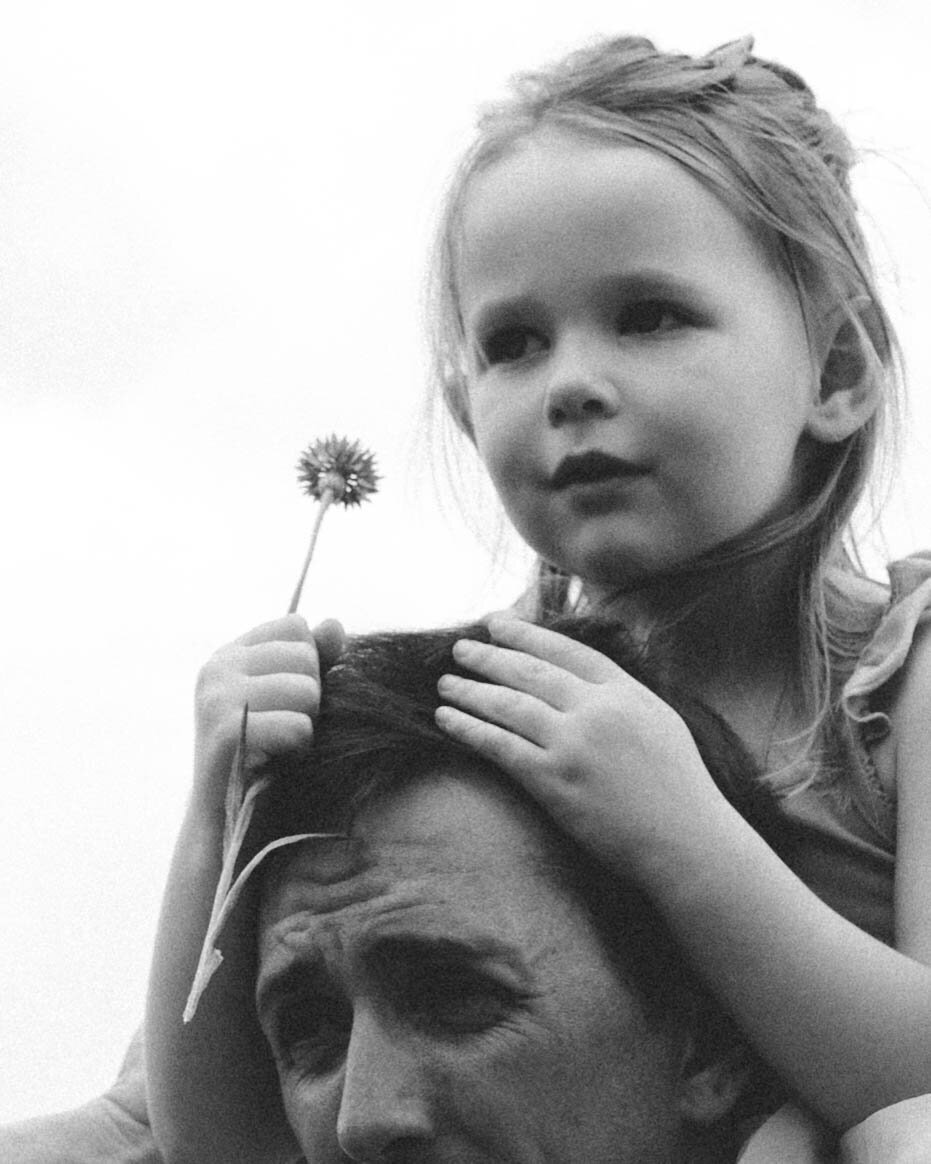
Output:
[1,1,930,1160]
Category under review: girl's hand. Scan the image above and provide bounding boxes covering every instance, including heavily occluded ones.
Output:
[193,614,345,815]
[435,615,729,881]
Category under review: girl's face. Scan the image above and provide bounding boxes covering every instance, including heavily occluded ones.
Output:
[457,131,825,592]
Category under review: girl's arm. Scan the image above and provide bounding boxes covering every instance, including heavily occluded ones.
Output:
[436,616,931,1133]
[145,615,343,1164]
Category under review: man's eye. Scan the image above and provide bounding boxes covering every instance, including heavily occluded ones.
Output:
[272,1001,350,1077]
[615,300,682,335]
[406,970,516,1033]
[482,326,547,365]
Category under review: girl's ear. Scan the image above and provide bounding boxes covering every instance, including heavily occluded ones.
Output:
[804,305,882,444]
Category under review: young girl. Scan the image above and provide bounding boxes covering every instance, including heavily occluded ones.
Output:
[143,33,931,1163]
[424,30,931,1143]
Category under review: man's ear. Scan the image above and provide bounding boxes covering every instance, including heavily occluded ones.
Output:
[675,1033,753,1126]
[804,305,882,444]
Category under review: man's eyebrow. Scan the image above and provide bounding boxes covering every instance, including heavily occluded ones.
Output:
[256,930,532,1019]
[370,932,528,970]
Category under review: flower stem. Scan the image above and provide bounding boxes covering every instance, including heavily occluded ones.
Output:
[287,489,335,614]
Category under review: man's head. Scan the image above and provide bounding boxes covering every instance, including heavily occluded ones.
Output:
[251,618,782,1161]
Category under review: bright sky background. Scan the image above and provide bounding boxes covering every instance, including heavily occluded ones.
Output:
[1,0,929,1125]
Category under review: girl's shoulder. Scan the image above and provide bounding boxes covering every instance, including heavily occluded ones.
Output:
[839,552,931,815]
[862,556,931,959]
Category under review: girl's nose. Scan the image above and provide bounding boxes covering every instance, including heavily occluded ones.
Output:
[544,344,620,427]
[335,1012,433,1161]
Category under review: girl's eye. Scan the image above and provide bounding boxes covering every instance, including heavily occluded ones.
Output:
[272,999,350,1078]
[481,326,547,366]
[615,300,682,335]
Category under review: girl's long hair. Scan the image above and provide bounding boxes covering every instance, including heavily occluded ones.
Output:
[427,35,903,792]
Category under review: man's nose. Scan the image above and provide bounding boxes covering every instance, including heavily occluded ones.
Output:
[544,335,621,427]
[336,1010,433,1161]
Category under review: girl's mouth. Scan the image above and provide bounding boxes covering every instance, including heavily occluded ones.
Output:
[551,451,646,489]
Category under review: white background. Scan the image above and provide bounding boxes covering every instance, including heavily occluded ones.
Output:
[1,0,929,1124]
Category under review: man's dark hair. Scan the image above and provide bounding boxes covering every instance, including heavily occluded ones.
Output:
[259,615,791,852]
[252,615,787,1137]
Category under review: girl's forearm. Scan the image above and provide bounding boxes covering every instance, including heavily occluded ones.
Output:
[639,804,931,1132]
[144,806,294,1164]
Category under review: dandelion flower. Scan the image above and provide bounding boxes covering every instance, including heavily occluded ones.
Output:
[288,435,379,613]
[296,434,380,507]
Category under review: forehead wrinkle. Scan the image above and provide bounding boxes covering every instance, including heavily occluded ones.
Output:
[259,889,552,1015]
[260,848,562,980]
[257,878,434,1001]
[260,829,481,918]
[266,879,433,949]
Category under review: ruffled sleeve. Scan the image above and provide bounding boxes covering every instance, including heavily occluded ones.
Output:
[841,553,931,805]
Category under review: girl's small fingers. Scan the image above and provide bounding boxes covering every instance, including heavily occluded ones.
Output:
[244,672,320,717]
[244,709,315,758]
[451,637,578,709]
[437,674,551,743]
[243,639,320,678]
[435,705,546,783]
[237,614,313,647]
[485,616,624,684]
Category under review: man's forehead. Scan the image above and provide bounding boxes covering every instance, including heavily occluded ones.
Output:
[262,834,438,921]
[257,843,560,998]
[261,827,544,924]
[257,776,568,959]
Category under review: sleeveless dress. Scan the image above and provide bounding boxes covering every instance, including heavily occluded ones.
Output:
[739,553,931,1161]
[774,553,931,947]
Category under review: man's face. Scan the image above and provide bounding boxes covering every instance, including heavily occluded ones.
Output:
[256,769,699,1163]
